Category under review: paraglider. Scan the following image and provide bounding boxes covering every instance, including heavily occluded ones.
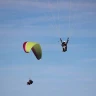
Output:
[60,37,69,52]
[27,79,33,85]
[23,41,42,85]
[23,41,42,60]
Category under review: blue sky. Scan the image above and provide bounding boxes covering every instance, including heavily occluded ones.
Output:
[0,0,96,96]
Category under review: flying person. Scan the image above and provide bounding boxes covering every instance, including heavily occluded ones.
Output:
[27,79,33,85]
[60,37,69,52]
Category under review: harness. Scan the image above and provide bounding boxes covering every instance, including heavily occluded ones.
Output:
[62,42,66,46]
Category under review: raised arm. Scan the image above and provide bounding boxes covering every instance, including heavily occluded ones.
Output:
[60,38,62,43]
[66,37,69,44]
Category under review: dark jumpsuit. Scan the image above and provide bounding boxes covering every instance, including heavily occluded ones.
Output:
[62,42,67,52]
[27,80,33,85]
[60,38,69,52]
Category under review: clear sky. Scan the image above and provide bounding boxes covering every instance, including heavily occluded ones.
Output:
[0,0,96,96]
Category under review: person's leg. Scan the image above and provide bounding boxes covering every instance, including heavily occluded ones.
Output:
[27,82,30,85]
[63,48,65,52]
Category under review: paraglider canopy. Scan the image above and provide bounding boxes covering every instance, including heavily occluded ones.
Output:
[23,41,42,60]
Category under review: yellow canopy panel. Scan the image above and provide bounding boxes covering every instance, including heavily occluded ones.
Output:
[23,41,42,60]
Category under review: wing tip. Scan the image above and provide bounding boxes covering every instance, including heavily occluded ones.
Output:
[23,41,28,53]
